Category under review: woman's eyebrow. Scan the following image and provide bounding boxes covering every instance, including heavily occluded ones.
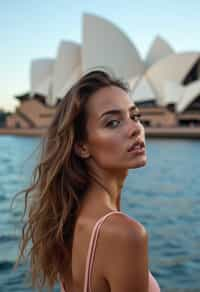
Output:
[99,105,138,119]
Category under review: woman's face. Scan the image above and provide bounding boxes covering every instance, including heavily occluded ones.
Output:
[83,85,147,171]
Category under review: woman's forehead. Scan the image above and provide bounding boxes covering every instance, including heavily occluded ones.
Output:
[86,86,134,116]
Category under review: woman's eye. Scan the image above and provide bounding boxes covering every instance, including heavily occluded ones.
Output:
[106,113,142,128]
[106,120,120,128]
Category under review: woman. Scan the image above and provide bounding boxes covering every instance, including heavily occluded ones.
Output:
[15,70,160,291]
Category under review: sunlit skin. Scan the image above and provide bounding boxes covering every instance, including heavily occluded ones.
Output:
[75,85,147,216]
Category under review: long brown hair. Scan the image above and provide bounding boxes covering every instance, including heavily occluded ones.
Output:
[14,69,129,291]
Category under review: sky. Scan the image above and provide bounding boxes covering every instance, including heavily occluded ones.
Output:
[0,0,200,112]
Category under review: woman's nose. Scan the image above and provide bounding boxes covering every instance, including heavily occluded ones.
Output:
[127,118,141,137]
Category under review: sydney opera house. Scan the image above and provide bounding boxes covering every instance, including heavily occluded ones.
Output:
[4,13,200,137]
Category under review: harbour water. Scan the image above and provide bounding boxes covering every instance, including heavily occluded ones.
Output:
[0,135,200,291]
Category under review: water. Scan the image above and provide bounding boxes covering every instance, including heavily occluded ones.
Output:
[0,135,200,291]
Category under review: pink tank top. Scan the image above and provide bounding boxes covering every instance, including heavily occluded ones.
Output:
[60,211,160,292]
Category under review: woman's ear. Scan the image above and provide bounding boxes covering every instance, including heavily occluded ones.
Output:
[74,142,90,159]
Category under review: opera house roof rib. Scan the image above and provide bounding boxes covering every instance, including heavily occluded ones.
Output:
[176,80,200,113]
[30,58,54,100]
[145,52,200,105]
[130,75,157,103]
[145,35,174,68]
[128,75,140,91]
[162,80,184,105]
[82,13,145,80]
[52,41,82,105]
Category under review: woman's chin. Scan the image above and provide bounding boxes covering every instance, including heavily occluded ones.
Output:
[129,156,147,169]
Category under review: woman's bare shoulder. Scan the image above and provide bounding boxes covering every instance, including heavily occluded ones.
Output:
[101,211,147,241]
[98,212,149,291]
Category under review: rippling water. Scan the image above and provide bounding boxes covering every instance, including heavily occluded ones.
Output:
[0,135,200,291]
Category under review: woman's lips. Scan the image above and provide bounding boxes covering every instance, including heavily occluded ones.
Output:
[127,140,145,152]
[128,144,145,155]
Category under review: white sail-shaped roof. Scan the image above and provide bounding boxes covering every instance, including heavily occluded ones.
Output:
[127,75,140,91]
[56,65,82,99]
[131,76,156,103]
[52,41,81,102]
[146,52,200,104]
[30,58,54,97]
[34,75,52,98]
[145,36,174,68]
[176,80,200,112]
[82,13,145,80]
[162,80,184,105]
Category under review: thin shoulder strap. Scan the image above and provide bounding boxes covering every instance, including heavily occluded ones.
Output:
[83,211,123,292]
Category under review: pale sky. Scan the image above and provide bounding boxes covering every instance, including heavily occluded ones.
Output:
[0,0,200,112]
